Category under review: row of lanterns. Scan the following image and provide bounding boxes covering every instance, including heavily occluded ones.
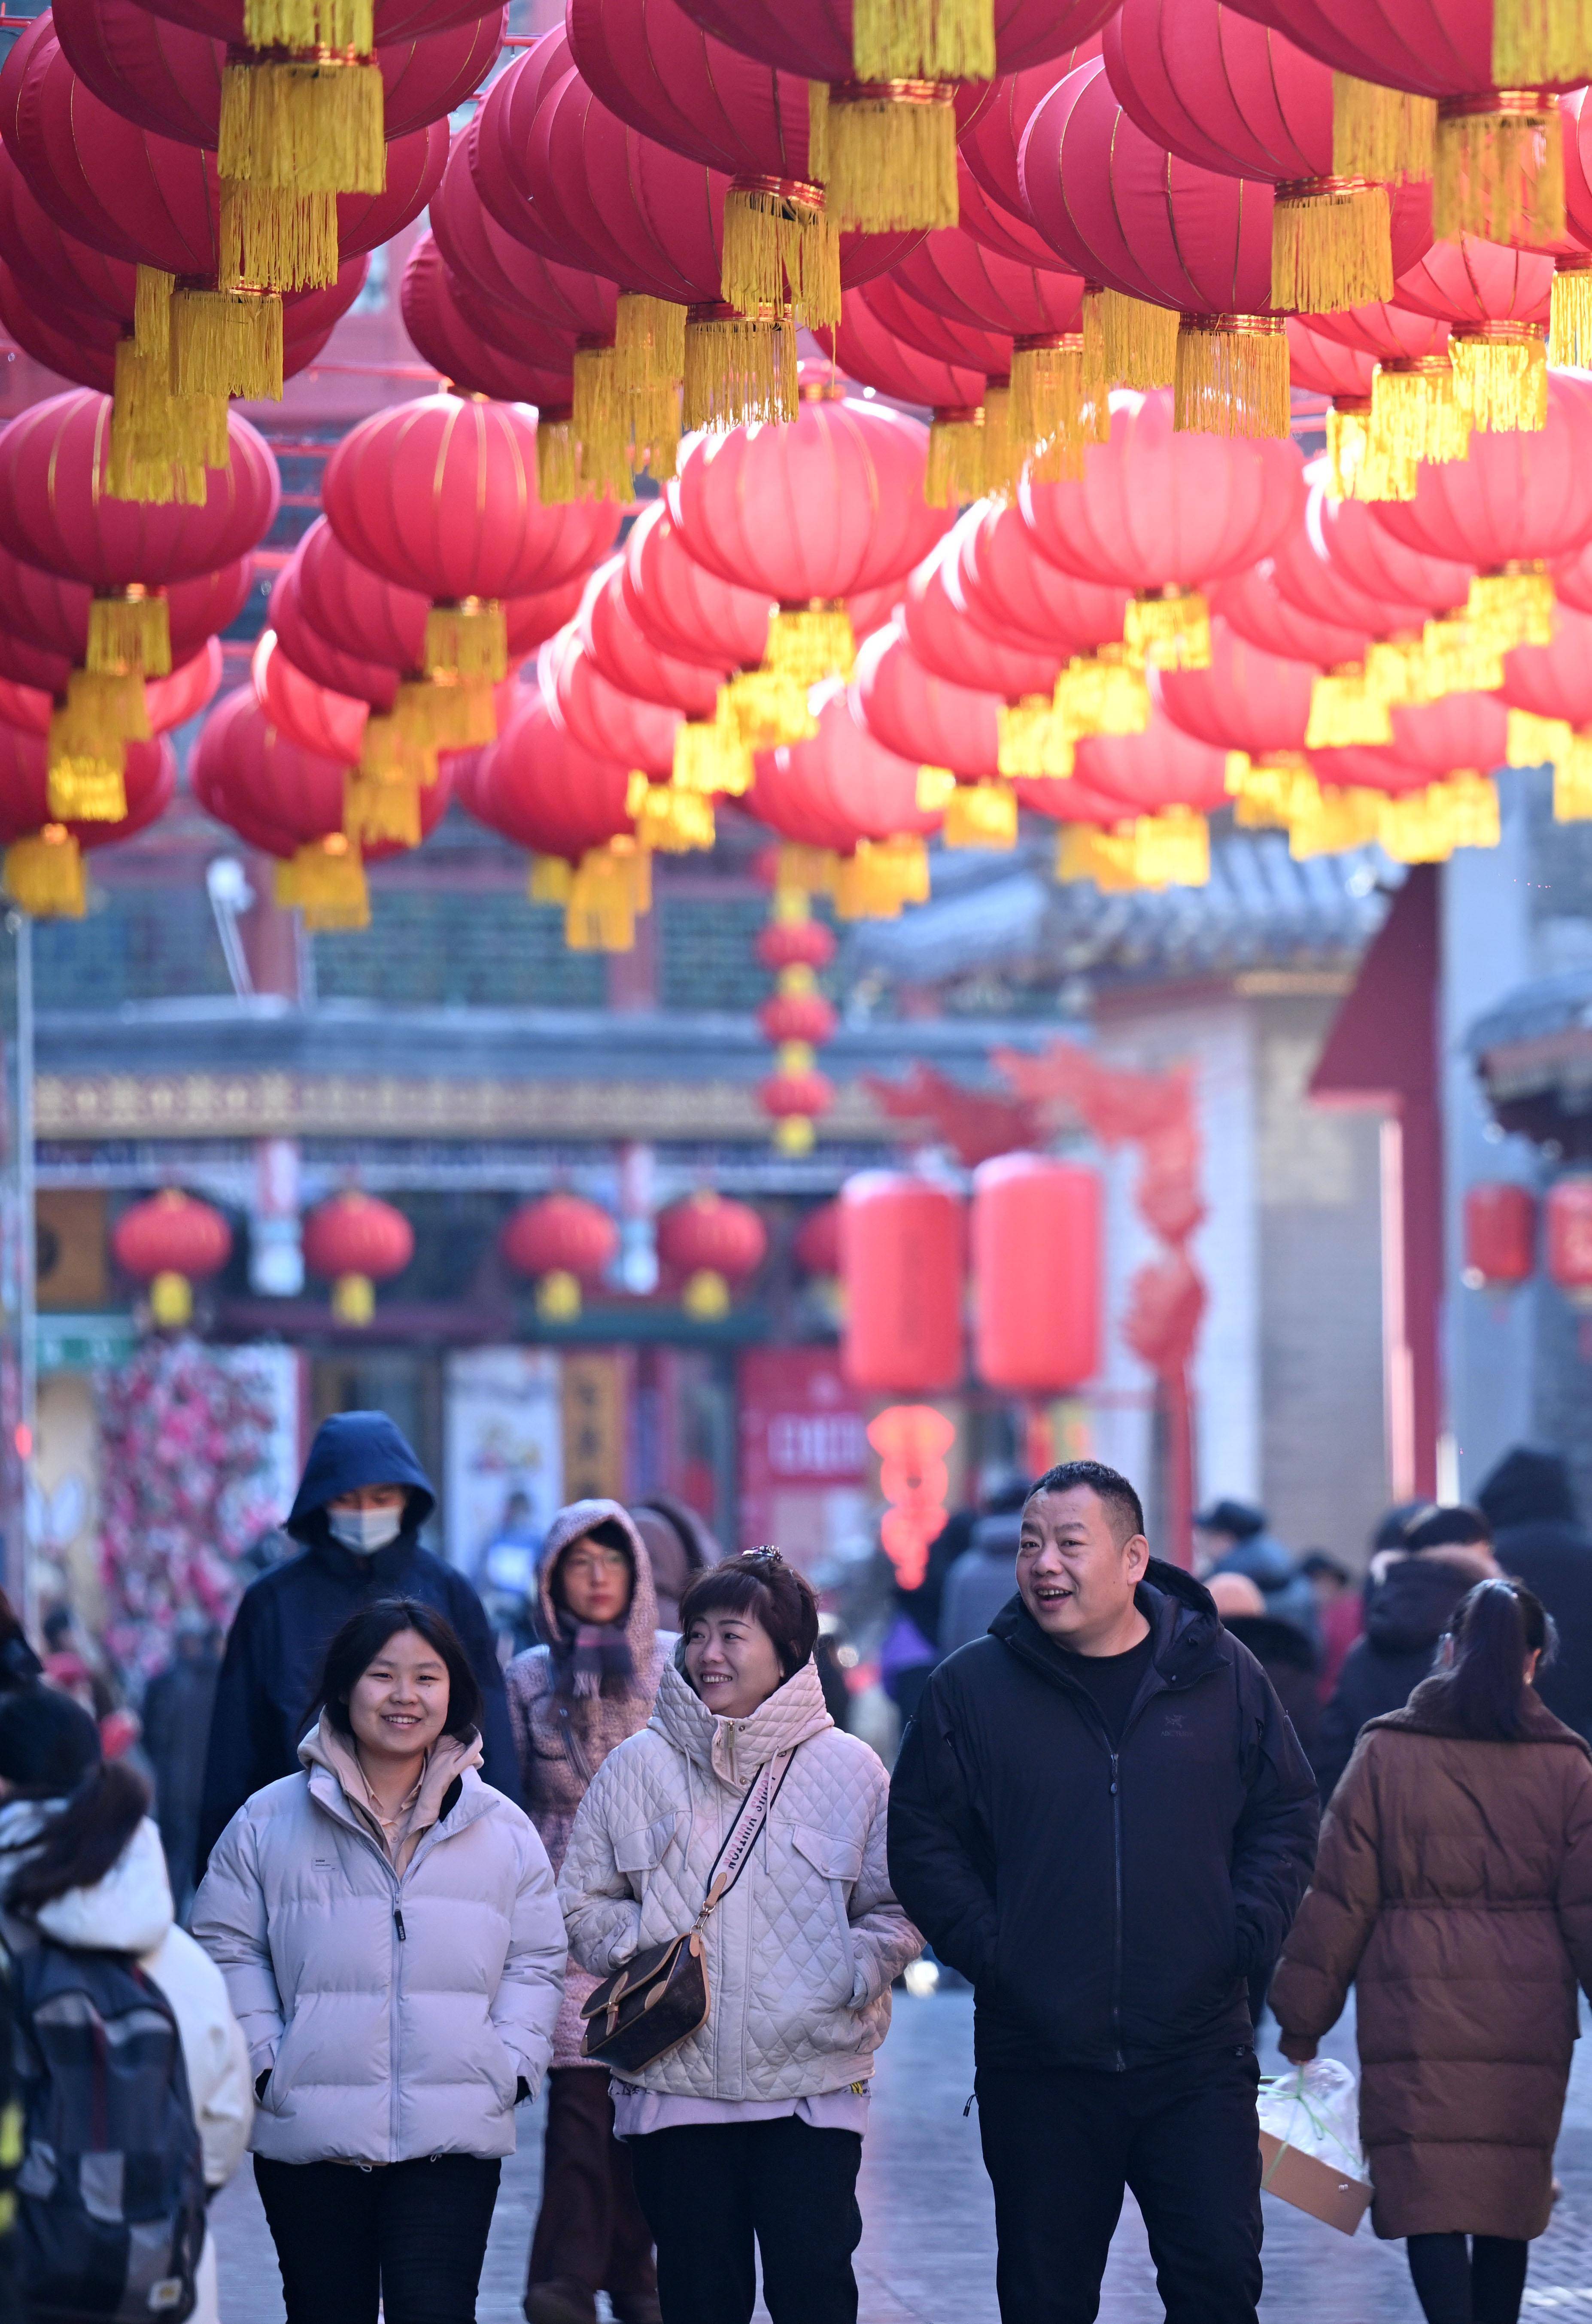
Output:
[1464,1178,1592,1300]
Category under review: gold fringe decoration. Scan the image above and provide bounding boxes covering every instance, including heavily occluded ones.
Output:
[4,826,85,918]
[1450,325,1548,431]
[772,842,838,905]
[1306,666,1395,748]
[1054,648,1152,738]
[1467,563,1555,654]
[1288,784,1386,859]
[87,592,170,678]
[564,842,650,954]
[997,698,1073,778]
[673,707,753,797]
[418,680,496,750]
[1096,287,1178,390]
[1174,316,1290,438]
[625,772,717,852]
[851,0,994,79]
[721,182,839,331]
[56,668,147,744]
[171,287,284,400]
[569,353,635,506]
[1554,735,1592,818]
[1421,615,1506,696]
[916,765,957,811]
[423,601,507,685]
[1552,256,1592,366]
[529,857,573,906]
[1124,589,1209,671]
[343,770,420,848]
[1378,775,1501,863]
[831,833,930,919]
[219,183,339,295]
[274,835,369,929]
[683,306,798,430]
[1365,635,1433,706]
[244,0,370,45]
[1370,357,1471,465]
[218,58,383,191]
[926,408,984,508]
[820,81,959,234]
[1332,76,1437,182]
[1434,97,1565,246]
[1226,751,1319,829]
[724,666,817,748]
[614,297,685,483]
[134,266,173,363]
[1508,707,1574,766]
[766,604,856,684]
[1271,179,1393,313]
[1133,806,1210,888]
[107,346,205,508]
[943,780,1018,848]
[981,377,1018,498]
[536,412,579,507]
[1492,0,1590,87]
[360,714,437,787]
[1011,336,1106,484]
[46,740,126,824]
[1326,400,1417,502]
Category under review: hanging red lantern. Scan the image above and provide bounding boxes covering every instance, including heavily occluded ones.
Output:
[0,726,175,918]
[252,632,367,767]
[972,1155,1101,1393]
[400,237,577,412]
[501,1191,619,1321]
[467,685,646,953]
[656,1190,768,1319]
[840,1172,964,1393]
[1157,616,1317,759]
[1391,235,1554,437]
[1500,601,1592,780]
[303,1191,414,1327]
[794,1199,842,1279]
[1546,1176,1592,1307]
[750,677,940,921]
[1463,1182,1536,1290]
[1285,320,1403,506]
[820,289,990,508]
[111,1187,232,1328]
[757,917,838,974]
[1075,713,1235,814]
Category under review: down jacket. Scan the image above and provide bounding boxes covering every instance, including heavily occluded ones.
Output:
[506,1499,672,2068]
[559,1656,921,2101]
[1270,1681,1592,2240]
[193,1726,565,2166]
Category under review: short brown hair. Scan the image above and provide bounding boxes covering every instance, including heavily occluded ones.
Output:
[678,1550,819,1680]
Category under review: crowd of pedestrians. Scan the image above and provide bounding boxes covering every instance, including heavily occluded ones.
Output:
[0,1418,1590,2322]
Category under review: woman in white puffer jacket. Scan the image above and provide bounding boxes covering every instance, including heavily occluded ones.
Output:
[559,1549,920,2324]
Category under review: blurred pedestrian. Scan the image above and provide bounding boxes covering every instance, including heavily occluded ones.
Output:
[1315,1508,1498,1801]
[628,1495,719,1634]
[194,1599,564,2324]
[197,1411,519,1877]
[938,1479,1030,1657]
[143,1610,222,1919]
[507,1502,668,2324]
[0,1591,39,1695]
[890,1460,1319,2324]
[1194,1498,1319,1643]
[1300,1552,1361,1701]
[1206,1572,1322,1759]
[561,1550,920,2324]
[1273,1580,1592,2324]
[1479,1446,1592,1742]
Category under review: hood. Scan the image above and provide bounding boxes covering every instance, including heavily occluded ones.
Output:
[1477,1445,1579,1531]
[990,1556,1225,1692]
[1209,1532,1297,1593]
[969,1509,1021,1562]
[301,1713,483,1841]
[1364,1546,1496,1655]
[536,1498,659,1661]
[0,1802,173,1956]
[286,1412,435,1543]
[650,1653,832,1785]
[1221,1612,1318,1672]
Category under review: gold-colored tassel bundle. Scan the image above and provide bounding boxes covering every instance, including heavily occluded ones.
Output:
[926,408,984,508]
[1492,0,1590,86]
[106,344,217,507]
[1288,784,1386,858]
[766,603,857,685]
[1124,589,1210,670]
[614,296,685,481]
[56,668,148,744]
[683,305,798,429]
[625,772,717,852]
[46,740,126,824]
[1133,805,1210,889]
[916,765,957,811]
[536,411,580,507]
[1011,336,1105,484]
[981,377,1018,497]
[219,183,340,296]
[529,856,574,906]
[1226,751,1319,829]
[1466,563,1555,654]
[1174,316,1291,438]
[830,832,930,919]
[851,0,994,79]
[1326,399,1417,501]
[423,600,507,685]
[818,81,959,233]
[943,779,1019,848]
[1450,324,1547,431]
[244,0,370,43]
[274,833,369,928]
[720,181,839,331]
[1332,76,1437,181]
[361,713,437,786]
[672,708,753,796]
[172,287,284,401]
[1370,357,1471,464]
[1306,666,1395,747]
[997,697,1074,778]
[1095,287,1179,390]
[772,842,839,907]
[416,679,496,750]
[4,826,85,917]
[1376,785,1454,863]
[564,841,650,952]
[343,770,420,848]
[1053,648,1151,737]
[1434,95,1565,245]
[88,591,170,678]
[1271,178,1394,313]
[1364,636,1432,705]
[218,59,383,192]
[571,344,635,505]
[1444,770,1502,849]
[1553,255,1592,364]
[135,264,173,360]
[1507,707,1573,765]
[1554,733,1592,818]
[1421,614,1506,696]
[724,665,817,748]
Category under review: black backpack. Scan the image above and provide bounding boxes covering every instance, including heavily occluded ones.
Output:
[5,1919,206,2322]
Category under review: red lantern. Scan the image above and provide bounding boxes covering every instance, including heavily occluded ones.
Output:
[0,725,175,918]
[467,686,647,952]
[1501,600,1592,732]
[252,632,366,767]
[759,1064,836,1143]
[819,291,989,509]
[1463,1182,1535,1290]
[399,237,575,409]
[972,1154,1101,1392]
[111,1187,231,1328]
[1546,1177,1592,1306]
[1075,713,1234,813]
[840,1173,965,1394]
[960,48,1105,263]
[1391,235,1554,436]
[853,621,1001,781]
[793,1200,841,1278]
[751,678,942,908]
[623,504,773,678]
[1157,617,1316,758]
[303,1190,415,1326]
[758,990,839,1047]
[501,1191,619,1320]
[757,919,837,972]
[1212,559,1370,675]
[1269,482,1437,644]
[656,1190,768,1319]
[903,524,1066,704]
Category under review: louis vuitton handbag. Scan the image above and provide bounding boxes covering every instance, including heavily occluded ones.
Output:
[580,1746,796,2075]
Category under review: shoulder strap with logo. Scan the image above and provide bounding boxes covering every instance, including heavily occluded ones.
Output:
[693,1747,796,1932]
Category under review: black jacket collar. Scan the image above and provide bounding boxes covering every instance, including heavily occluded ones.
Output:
[989,1559,1225,1696]
[304,1524,424,1592]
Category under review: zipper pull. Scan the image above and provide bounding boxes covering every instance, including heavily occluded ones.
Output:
[1109,1752,1119,1796]
[394,1907,406,1941]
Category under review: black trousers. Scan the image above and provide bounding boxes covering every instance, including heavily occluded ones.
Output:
[626,2116,863,2324]
[255,2152,502,2324]
[1407,2232,1530,2324]
[527,2068,656,2306]
[976,2046,1264,2324]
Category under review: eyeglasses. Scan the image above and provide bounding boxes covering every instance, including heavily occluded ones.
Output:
[563,1551,630,1580]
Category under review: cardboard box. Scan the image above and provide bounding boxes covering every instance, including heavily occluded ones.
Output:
[1258,2130,1373,2236]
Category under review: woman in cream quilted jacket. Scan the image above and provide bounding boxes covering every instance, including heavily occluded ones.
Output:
[559,1549,921,2324]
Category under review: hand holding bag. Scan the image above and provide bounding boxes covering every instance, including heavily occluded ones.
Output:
[580,1747,796,2075]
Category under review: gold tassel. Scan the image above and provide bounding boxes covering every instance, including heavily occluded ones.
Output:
[1492,0,1590,86]
[244,0,371,47]
[720,183,839,331]
[1271,179,1394,313]
[851,0,994,79]
[1332,75,1436,181]
[46,749,125,824]
[58,668,148,743]
[820,82,959,234]
[1450,326,1548,431]
[1370,358,1471,465]
[87,592,170,678]
[1174,316,1290,438]
[774,842,839,905]
[423,602,507,685]
[614,297,685,482]
[673,708,753,796]
[536,412,579,507]
[1446,771,1502,849]
[564,843,648,953]
[925,408,984,507]
[274,835,369,929]
[724,666,816,747]
[172,286,284,399]
[626,772,717,852]
[1306,666,1395,748]
[1133,806,1209,888]
[218,58,384,192]
[134,266,173,362]
[1554,734,1592,818]
[1011,337,1102,484]
[1288,784,1386,859]
[981,378,1018,498]
[4,826,85,917]
[1227,751,1319,828]
[107,346,194,509]
[415,680,496,750]
[1124,589,1209,671]
[218,184,340,295]
[361,714,437,787]
[343,770,420,848]
[1096,288,1179,390]
[529,856,574,906]
[831,833,930,919]
[1552,258,1592,365]
[683,307,798,430]
[1421,615,1505,696]
[997,698,1074,778]
[1365,635,1432,706]
[1326,399,1417,502]
[1434,97,1565,245]
[916,765,957,811]
[1508,707,1572,766]
[943,780,1018,848]
[766,604,856,684]
[1466,564,1555,654]
[1054,649,1151,738]
[1378,785,1456,864]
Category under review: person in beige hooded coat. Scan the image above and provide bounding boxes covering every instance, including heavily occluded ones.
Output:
[507,1498,671,2324]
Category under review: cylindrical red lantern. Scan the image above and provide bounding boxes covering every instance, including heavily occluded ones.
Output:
[1546,1177,1592,1307]
[655,1189,768,1319]
[972,1154,1102,1392]
[111,1186,231,1327]
[501,1191,619,1321]
[1463,1182,1535,1290]
[302,1190,414,1325]
[839,1173,965,1393]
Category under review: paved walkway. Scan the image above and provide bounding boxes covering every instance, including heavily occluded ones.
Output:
[211,1989,1592,2321]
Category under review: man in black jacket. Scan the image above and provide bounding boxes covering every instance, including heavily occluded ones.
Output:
[1478,1443,1592,1741]
[195,1409,520,1876]
[888,1459,1319,2324]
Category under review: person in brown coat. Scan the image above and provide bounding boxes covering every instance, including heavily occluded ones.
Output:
[506,1500,672,2324]
[1271,1579,1592,2324]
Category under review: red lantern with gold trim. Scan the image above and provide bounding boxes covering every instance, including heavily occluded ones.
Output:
[303,1190,414,1325]
[501,1192,619,1321]
[111,1187,231,1327]
[1463,1182,1535,1290]
[656,1190,768,1319]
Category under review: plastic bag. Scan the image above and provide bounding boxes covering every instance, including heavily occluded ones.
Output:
[1258,2059,1365,2179]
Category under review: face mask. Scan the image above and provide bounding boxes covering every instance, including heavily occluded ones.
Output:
[328,1505,404,1555]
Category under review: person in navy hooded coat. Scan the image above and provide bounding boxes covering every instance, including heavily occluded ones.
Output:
[196,1412,520,1878]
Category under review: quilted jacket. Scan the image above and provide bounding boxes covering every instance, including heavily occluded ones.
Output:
[559,1656,921,2100]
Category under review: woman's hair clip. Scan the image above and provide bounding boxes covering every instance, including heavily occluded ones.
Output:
[744,1545,785,1570]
